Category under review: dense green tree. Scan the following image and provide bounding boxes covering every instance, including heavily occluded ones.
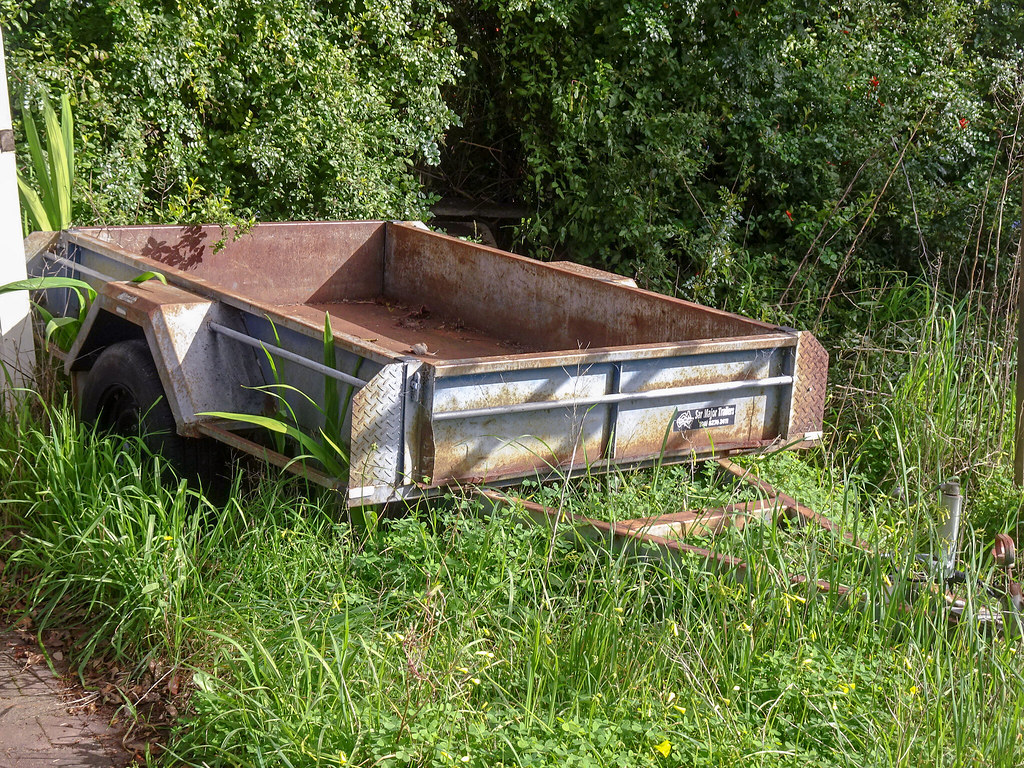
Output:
[1,0,461,223]
[469,1,1024,311]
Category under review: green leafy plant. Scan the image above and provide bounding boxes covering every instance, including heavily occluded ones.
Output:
[460,1,1023,313]
[0,275,93,350]
[201,313,360,481]
[0,271,167,351]
[17,93,74,232]
[2,1,460,224]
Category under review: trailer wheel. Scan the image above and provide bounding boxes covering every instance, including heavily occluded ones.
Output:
[80,339,229,496]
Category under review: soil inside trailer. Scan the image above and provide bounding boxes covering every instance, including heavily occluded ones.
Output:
[284,298,541,359]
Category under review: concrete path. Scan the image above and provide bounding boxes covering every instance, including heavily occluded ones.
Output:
[0,634,130,767]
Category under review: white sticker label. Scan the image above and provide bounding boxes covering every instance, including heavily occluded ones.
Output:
[674,404,736,432]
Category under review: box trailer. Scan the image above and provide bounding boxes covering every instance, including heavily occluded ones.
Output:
[22,220,826,506]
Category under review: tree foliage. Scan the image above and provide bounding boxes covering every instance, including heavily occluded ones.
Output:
[472,0,1024,311]
[1,0,460,224]
[2,0,1022,317]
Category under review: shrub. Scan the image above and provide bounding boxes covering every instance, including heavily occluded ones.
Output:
[472,0,1024,311]
[1,0,461,224]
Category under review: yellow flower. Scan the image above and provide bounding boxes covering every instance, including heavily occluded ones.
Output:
[802,658,813,667]
[456,667,469,674]
[475,650,495,659]
[739,622,753,633]
[162,535,173,541]
[654,740,672,758]
[908,685,919,696]
[672,705,687,716]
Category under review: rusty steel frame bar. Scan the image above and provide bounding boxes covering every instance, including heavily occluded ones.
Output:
[616,497,779,538]
[196,421,341,488]
[209,321,369,388]
[431,374,794,421]
[716,457,871,550]
[476,488,852,598]
[42,251,117,284]
[473,453,876,600]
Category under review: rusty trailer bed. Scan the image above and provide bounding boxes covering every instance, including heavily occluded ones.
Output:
[25,220,828,505]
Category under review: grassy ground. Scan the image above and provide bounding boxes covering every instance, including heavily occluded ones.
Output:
[2,280,1024,767]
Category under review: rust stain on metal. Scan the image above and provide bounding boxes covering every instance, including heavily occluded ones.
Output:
[306,299,540,359]
[430,334,799,377]
[78,222,387,305]
[384,223,783,352]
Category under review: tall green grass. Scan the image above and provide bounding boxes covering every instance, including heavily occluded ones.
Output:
[3,277,1024,767]
[0,396,240,664]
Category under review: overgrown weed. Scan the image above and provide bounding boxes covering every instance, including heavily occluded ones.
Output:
[3,277,1024,765]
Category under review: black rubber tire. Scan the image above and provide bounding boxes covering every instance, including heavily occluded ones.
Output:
[80,339,229,497]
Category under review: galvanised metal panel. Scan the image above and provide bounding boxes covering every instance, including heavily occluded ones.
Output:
[421,342,798,486]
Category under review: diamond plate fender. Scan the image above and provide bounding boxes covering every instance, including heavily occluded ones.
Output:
[348,360,422,505]
[788,331,828,441]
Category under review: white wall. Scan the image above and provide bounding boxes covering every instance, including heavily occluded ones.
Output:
[0,27,35,402]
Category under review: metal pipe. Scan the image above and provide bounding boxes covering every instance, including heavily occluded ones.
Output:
[41,251,118,284]
[431,375,793,422]
[209,321,369,388]
[1015,179,1024,485]
[937,481,962,578]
